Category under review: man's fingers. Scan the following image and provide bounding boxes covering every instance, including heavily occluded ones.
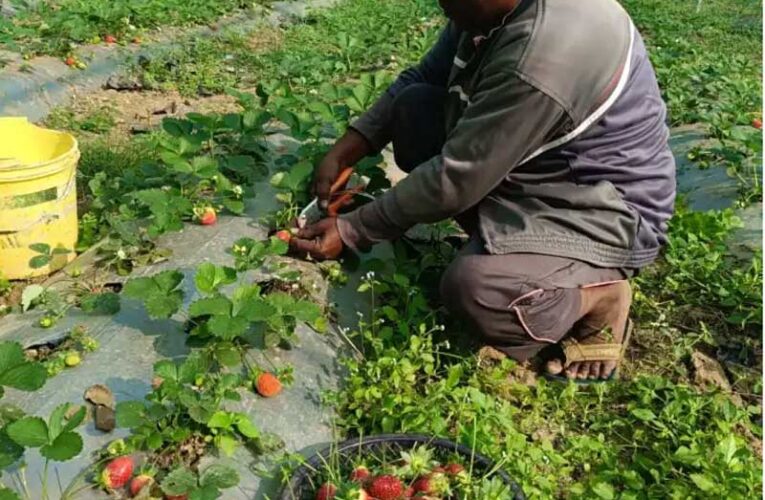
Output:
[315,178,332,209]
[297,217,335,239]
[297,224,322,240]
[289,236,320,257]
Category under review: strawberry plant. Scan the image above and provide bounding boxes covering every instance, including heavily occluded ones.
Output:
[0,403,88,499]
[230,236,289,272]
[115,353,260,459]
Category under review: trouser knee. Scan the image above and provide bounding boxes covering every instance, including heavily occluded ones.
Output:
[440,254,581,362]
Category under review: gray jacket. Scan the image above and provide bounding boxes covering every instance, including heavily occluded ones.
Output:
[339,0,676,269]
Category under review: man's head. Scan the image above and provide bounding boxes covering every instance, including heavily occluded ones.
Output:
[438,0,519,33]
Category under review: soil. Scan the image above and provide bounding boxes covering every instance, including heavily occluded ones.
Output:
[60,88,242,138]
[151,434,208,470]
[0,275,46,311]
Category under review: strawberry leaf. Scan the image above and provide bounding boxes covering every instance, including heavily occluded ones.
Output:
[161,467,197,496]
[195,264,237,294]
[116,401,146,428]
[237,299,276,322]
[208,316,249,340]
[40,431,82,461]
[189,297,232,318]
[0,361,46,392]
[215,435,238,457]
[199,463,239,489]
[207,411,235,430]
[123,270,184,319]
[234,415,259,439]
[0,429,23,470]
[7,417,48,447]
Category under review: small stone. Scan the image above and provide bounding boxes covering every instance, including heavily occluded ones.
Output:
[94,405,116,432]
[84,384,115,409]
[151,101,177,116]
[129,124,152,135]
[105,74,143,91]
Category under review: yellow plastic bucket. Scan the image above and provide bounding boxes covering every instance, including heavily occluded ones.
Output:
[0,117,79,280]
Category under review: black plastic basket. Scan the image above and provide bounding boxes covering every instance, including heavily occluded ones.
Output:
[279,434,525,499]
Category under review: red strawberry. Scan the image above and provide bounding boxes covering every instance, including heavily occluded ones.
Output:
[350,465,370,483]
[368,475,403,500]
[100,456,133,489]
[412,473,450,495]
[129,474,153,496]
[199,207,217,225]
[316,482,336,500]
[65,56,76,66]
[444,463,464,476]
[104,34,117,44]
[403,486,415,497]
[255,372,282,397]
[752,118,762,130]
[275,230,292,243]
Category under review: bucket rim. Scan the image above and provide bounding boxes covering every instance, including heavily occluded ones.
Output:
[0,117,79,173]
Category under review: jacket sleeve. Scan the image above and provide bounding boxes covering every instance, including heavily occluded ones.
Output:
[349,23,460,152]
[338,69,571,250]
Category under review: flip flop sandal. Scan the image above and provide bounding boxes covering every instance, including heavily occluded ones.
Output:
[545,318,633,384]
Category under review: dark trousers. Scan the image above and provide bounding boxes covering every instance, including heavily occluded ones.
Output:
[390,84,629,361]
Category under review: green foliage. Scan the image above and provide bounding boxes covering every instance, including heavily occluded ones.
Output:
[45,106,116,134]
[123,270,185,319]
[0,0,259,56]
[327,261,763,498]
[6,404,85,462]
[78,290,121,315]
[230,236,288,272]
[0,342,47,395]
[161,463,240,499]
[115,353,260,460]
[622,0,763,203]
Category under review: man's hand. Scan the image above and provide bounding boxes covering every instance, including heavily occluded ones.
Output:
[289,218,344,261]
[313,129,372,209]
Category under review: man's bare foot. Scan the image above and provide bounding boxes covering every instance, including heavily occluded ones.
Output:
[546,281,632,381]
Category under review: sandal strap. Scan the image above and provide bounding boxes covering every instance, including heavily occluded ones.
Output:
[561,340,621,366]
[561,319,634,368]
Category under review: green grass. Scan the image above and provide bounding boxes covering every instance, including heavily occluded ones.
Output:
[623,0,763,204]
[128,0,442,98]
[0,0,264,56]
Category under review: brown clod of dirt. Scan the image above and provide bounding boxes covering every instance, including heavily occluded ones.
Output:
[477,345,508,364]
[84,384,116,409]
[691,351,732,391]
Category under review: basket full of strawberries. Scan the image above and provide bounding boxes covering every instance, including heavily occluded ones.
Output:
[279,434,525,500]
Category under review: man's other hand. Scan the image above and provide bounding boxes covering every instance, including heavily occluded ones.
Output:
[289,218,344,261]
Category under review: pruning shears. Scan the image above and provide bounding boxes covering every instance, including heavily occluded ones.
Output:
[297,167,371,228]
